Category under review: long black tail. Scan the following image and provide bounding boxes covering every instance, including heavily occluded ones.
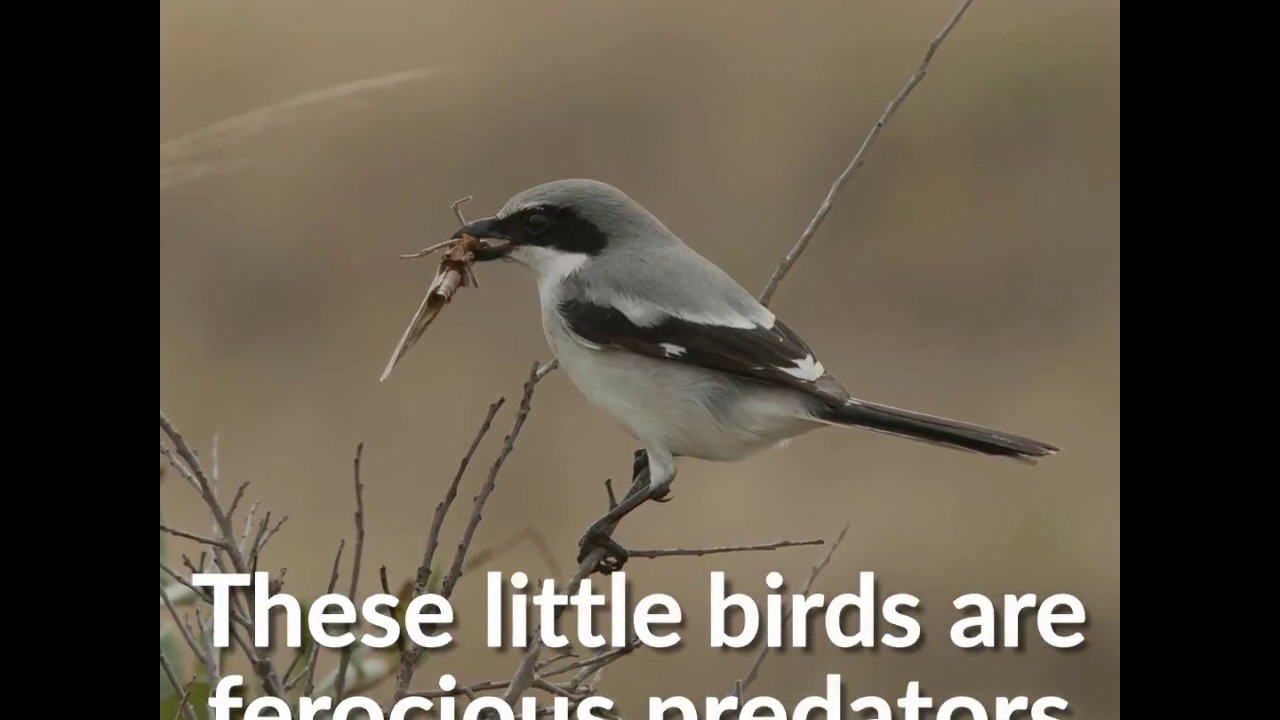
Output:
[814,398,1060,462]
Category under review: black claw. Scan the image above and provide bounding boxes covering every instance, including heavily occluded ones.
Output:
[577,525,630,574]
[651,486,674,503]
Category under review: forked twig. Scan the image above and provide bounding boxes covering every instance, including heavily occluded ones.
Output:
[441,361,547,599]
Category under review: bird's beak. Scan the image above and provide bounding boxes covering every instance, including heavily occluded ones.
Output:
[452,216,513,261]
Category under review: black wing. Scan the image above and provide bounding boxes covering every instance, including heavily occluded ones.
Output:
[558,296,838,396]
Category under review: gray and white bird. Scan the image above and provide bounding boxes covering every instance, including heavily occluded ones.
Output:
[450,178,1059,568]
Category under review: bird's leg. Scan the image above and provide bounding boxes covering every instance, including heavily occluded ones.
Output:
[578,450,674,574]
[633,448,673,503]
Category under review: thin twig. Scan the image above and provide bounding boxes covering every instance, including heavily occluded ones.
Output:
[240,501,261,556]
[409,678,514,699]
[300,539,345,696]
[549,639,642,681]
[604,479,618,511]
[160,561,206,601]
[757,0,978,306]
[535,359,559,380]
[334,443,366,704]
[159,562,252,635]
[534,677,589,702]
[537,648,579,672]
[393,395,506,697]
[160,653,199,720]
[159,523,228,550]
[249,513,271,564]
[441,361,546,599]
[628,538,824,559]
[159,445,199,491]
[256,514,290,558]
[160,586,207,665]
[173,676,199,720]
[227,481,250,520]
[726,524,851,712]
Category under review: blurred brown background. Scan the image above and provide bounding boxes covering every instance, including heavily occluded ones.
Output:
[160,0,1119,716]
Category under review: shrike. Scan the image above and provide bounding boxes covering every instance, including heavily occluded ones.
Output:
[450,178,1059,571]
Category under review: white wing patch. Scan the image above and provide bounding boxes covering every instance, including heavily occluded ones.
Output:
[659,343,687,358]
[591,291,773,331]
[779,353,826,381]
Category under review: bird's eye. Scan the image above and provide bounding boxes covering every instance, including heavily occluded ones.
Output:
[525,212,551,235]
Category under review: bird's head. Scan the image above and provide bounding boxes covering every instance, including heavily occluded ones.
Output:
[454,179,670,279]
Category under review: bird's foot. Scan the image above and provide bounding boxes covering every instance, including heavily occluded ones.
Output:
[577,523,630,575]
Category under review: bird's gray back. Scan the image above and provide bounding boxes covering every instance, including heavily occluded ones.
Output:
[572,231,777,330]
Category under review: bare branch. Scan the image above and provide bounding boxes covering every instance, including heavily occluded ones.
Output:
[537,648,578,672]
[757,0,978,306]
[248,513,271,563]
[240,500,261,557]
[256,514,290,558]
[173,677,199,720]
[627,537,824,559]
[226,481,250,521]
[160,653,199,720]
[535,359,559,380]
[409,677,514,699]
[159,445,199,491]
[160,586,209,668]
[160,411,288,697]
[334,443,367,704]
[548,638,642,682]
[442,361,546,599]
[160,562,206,601]
[727,524,850,710]
[300,539,346,695]
[534,677,588,703]
[160,523,228,550]
[393,395,506,697]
